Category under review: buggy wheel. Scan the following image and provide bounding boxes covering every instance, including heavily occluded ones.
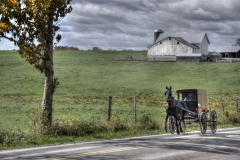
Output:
[200,112,207,134]
[210,110,217,134]
[180,119,187,133]
[169,116,175,134]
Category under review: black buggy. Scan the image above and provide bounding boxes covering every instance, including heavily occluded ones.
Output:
[168,88,217,135]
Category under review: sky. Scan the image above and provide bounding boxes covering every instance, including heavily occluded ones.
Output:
[1,0,240,51]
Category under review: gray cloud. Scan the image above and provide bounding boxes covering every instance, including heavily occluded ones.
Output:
[1,0,240,51]
[183,8,221,20]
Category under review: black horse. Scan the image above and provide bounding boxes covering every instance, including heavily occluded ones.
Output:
[164,86,186,135]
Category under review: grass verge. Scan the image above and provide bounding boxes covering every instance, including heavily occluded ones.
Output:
[0,110,239,150]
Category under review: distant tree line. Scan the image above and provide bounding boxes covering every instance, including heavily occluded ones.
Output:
[54,46,79,50]
[92,47,101,51]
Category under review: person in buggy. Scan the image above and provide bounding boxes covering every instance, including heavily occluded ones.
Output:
[184,92,195,101]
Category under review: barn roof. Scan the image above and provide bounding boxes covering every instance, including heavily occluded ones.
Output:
[210,52,222,56]
[173,37,199,49]
[147,36,200,49]
[215,46,240,53]
[156,32,209,44]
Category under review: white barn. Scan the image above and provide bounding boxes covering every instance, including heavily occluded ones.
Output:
[147,29,210,62]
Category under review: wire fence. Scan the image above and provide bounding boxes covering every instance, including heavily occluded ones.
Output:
[77,96,239,124]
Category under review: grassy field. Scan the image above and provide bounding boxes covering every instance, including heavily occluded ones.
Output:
[0,50,240,149]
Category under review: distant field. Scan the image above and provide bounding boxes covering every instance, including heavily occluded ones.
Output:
[0,50,239,131]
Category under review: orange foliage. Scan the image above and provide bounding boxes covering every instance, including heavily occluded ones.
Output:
[0,22,9,32]
[8,0,18,6]
[0,0,73,72]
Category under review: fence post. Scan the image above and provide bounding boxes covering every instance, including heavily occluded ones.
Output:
[237,97,239,113]
[108,96,112,121]
[134,97,136,124]
[222,103,224,112]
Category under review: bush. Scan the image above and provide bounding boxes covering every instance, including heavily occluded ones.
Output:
[25,107,47,137]
[51,117,108,136]
[225,111,240,123]
[107,115,129,132]
[0,129,26,145]
[134,113,161,130]
[218,111,240,125]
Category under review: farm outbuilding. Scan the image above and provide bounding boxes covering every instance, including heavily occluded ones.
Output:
[209,52,222,62]
[215,46,240,58]
[147,29,210,62]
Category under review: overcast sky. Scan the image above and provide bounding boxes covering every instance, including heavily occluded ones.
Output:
[1,0,240,51]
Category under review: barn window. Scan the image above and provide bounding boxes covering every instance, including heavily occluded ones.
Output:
[169,38,171,40]
[177,42,179,44]
[160,42,162,44]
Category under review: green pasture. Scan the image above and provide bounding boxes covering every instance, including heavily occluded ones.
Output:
[0,50,240,132]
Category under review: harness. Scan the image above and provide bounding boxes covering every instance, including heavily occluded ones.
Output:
[166,95,197,116]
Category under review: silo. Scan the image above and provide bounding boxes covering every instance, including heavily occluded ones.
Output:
[154,29,163,43]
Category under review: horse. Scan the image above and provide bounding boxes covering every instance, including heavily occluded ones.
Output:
[164,86,186,135]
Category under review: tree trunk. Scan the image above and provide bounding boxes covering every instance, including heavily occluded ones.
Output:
[41,18,54,127]
[41,68,54,126]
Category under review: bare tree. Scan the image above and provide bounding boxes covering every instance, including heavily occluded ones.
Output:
[235,37,240,46]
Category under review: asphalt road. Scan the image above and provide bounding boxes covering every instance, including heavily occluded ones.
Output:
[0,127,240,160]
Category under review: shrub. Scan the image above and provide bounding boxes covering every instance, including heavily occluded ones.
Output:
[107,115,129,132]
[51,117,108,136]
[134,113,161,130]
[0,129,26,145]
[218,111,240,125]
[25,107,47,137]
[226,112,240,123]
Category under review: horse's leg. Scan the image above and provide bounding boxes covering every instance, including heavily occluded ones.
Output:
[179,111,184,133]
[182,111,186,133]
[175,115,180,135]
[164,114,168,133]
[175,106,180,135]
[179,118,183,133]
